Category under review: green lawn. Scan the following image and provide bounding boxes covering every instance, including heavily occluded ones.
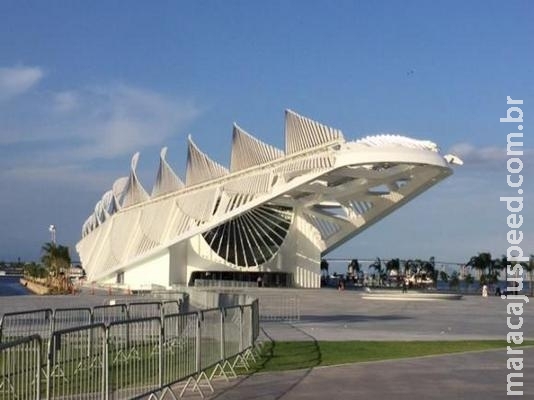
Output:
[250,340,534,373]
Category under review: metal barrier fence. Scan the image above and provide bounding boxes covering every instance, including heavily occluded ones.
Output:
[256,294,300,322]
[0,309,53,343]
[126,302,162,320]
[242,305,254,350]
[0,308,54,389]
[223,306,241,360]
[251,300,260,342]
[162,312,197,388]
[198,308,221,372]
[0,300,184,344]
[161,300,180,317]
[108,317,161,399]
[0,300,260,399]
[93,304,128,325]
[52,307,93,332]
[47,324,106,400]
[0,335,42,400]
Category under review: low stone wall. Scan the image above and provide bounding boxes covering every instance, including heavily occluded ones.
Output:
[19,278,50,295]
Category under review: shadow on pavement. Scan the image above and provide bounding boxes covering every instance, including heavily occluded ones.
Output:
[211,323,320,400]
[298,314,413,323]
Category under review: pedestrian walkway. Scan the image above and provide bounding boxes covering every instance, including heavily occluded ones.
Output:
[200,345,533,399]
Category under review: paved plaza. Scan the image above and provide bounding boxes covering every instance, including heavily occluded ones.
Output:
[4,286,533,342]
[265,287,534,341]
[199,348,534,399]
[207,288,534,399]
[1,286,532,399]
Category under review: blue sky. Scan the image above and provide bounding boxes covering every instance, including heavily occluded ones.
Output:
[0,0,532,264]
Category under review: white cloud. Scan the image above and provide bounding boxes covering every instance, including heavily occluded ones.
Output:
[71,85,200,159]
[0,78,204,260]
[0,65,44,101]
[0,80,203,261]
[53,91,79,113]
[0,83,201,167]
[448,142,532,169]
[448,142,503,163]
[1,164,114,189]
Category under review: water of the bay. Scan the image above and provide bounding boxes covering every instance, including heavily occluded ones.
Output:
[0,276,32,296]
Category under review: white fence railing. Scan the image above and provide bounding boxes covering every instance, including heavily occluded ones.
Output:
[256,294,300,322]
[0,300,184,344]
[0,301,260,399]
[0,335,42,400]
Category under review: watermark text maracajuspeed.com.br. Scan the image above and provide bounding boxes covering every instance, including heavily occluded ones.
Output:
[500,96,527,396]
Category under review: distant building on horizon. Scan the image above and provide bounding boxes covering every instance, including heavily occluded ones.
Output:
[76,110,461,289]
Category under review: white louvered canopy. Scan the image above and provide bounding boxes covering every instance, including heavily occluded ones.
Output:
[101,190,118,216]
[111,176,129,210]
[230,124,284,172]
[121,152,150,208]
[356,134,439,152]
[185,136,229,186]
[152,147,184,197]
[285,109,344,154]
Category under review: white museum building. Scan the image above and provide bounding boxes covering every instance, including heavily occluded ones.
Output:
[76,110,461,289]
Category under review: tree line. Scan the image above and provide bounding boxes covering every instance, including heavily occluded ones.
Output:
[321,252,534,295]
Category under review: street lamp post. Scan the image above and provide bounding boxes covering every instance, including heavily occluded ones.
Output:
[49,225,56,245]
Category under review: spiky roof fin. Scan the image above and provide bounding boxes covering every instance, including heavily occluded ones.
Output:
[285,110,344,154]
[111,176,129,210]
[101,190,118,215]
[152,147,184,197]
[230,124,284,172]
[186,136,229,186]
[121,152,150,208]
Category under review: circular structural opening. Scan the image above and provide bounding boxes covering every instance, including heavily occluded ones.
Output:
[202,204,293,267]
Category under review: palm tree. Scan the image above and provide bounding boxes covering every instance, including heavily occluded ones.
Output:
[320,259,329,273]
[369,257,384,285]
[449,271,460,291]
[410,259,426,287]
[386,258,400,274]
[489,255,508,285]
[385,258,400,286]
[466,252,493,286]
[403,259,418,287]
[351,259,360,272]
[403,259,417,276]
[347,259,360,283]
[370,257,382,273]
[41,242,71,289]
[422,257,438,287]
[24,262,47,279]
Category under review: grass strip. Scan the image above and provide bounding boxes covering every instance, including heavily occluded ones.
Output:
[249,340,534,373]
